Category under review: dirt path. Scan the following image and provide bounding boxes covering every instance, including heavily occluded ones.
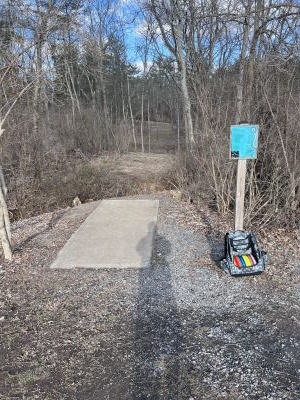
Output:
[133,121,177,153]
[89,152,176,180]
[1,193,299,399]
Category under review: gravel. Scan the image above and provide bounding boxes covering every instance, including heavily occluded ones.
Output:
[0,193,299,399]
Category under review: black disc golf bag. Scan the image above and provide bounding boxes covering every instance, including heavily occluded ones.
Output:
[220,230,267,275]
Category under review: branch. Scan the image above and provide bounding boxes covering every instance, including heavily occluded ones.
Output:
[0,74,42,136]
[149,0,176,56]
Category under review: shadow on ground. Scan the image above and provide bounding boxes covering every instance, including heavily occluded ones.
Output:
[201,213,225,270]
[132,223,191,399]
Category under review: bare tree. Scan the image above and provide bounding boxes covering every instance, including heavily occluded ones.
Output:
[149,0,195,150]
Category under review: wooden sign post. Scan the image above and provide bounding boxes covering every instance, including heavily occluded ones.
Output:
[230,124,259,231]
[235,159,247,231]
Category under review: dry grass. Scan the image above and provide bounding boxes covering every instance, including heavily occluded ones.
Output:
[7,152,175,221]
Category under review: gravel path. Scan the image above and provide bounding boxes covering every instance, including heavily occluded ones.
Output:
[0,194,299,399]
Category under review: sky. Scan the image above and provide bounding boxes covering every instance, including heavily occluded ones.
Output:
[110,0,166,71]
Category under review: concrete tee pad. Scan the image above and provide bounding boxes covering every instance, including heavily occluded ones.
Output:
[50,199,159,269]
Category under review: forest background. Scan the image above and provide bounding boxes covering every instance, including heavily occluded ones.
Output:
[1,0,299,229]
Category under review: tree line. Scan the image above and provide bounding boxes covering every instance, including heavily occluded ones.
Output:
[146,0,300,227]
[0,0,299,257]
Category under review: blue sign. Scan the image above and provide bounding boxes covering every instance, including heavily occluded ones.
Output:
[230,124,259,159]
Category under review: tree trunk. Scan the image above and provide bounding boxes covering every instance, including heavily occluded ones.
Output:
[0,165,12,259]
[148,100,151,153]
[177,105,180,153]
[140,89,144,153]
[32,24,43,180]
[246,0,262,120]
[235,9,250,123]
[127,76,136,150]
[175,19,195,150]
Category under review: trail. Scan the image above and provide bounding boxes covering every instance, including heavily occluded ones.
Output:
[1,193,299,399]
[90,152,176,181]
